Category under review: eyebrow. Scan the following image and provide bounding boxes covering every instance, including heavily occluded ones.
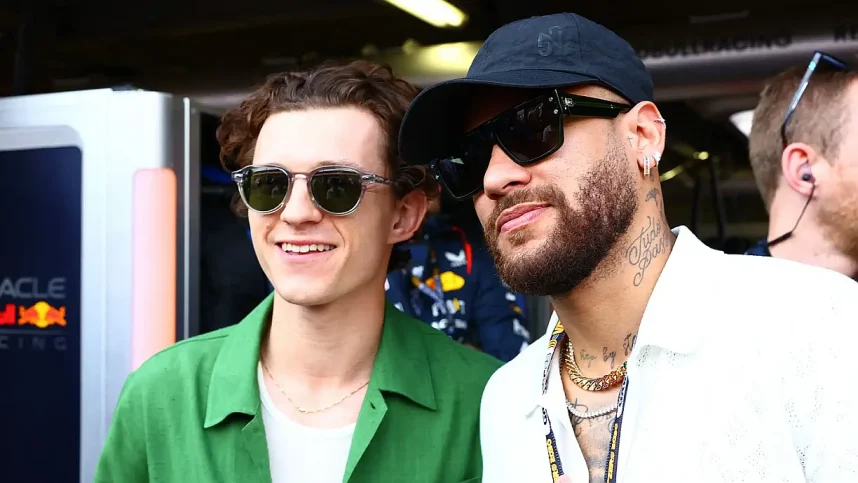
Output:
[315,159,364,170]
[254,158,365,171]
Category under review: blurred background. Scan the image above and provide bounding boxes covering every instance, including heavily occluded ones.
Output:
[1,1,857,481]
[5,0,858,249]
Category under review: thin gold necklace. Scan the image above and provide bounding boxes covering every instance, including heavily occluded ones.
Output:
[260,359,369,414]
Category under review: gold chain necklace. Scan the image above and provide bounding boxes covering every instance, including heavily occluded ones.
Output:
[562,339,626,391]
[261,359,370,414]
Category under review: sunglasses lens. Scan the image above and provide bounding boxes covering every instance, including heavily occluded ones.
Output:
[239,168,290,212]
[435,130,493,199]
[436,96,561,199]
[495,97,562,163]
[309,171,364,214]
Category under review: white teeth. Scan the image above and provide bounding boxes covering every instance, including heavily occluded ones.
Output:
[281,243,335,253]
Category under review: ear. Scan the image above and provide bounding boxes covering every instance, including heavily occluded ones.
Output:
[622,101,666,177]
[780,142,817,196]
[388,189,428,245]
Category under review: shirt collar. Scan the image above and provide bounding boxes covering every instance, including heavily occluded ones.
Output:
[204,295,437,428]
[632,226,712,356]
[370,303,438,410]
[519,226,715,416]
[536,342,572,428]
[204,293,271,428]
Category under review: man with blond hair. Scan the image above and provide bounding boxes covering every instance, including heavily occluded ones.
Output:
[746,52,858,280]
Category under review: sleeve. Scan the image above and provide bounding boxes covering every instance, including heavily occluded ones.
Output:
[469,249,531,362]
[93,371,150,483]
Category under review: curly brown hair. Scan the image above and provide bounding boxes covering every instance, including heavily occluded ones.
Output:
[216,59,437,272]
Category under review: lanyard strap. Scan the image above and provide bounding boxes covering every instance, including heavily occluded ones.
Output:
[541,321,629,483]
[605,377,629,483]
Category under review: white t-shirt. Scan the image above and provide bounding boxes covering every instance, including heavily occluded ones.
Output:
[258,364,356,483]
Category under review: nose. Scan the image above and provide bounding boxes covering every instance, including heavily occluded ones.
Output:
[279,176,324,225]
[482,144,532,200]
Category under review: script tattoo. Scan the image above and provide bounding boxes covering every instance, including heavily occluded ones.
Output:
[626,216,671,286]
[569,399,588,437]
[623,333,638,357]
[580,350,597,368]
[645,188,660,207]
[602,347,616,369]
[569,398,615,483]
[569,399,615,436]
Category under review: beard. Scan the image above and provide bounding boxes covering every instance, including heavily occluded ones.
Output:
[483,133,638,296]
[818,181,858,262]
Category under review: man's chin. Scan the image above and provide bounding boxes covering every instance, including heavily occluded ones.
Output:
[272,279,339,307]
[497,233,546,256]
[494,246,544,277]
[491,241,589,296]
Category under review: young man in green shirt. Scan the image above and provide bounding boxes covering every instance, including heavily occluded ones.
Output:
[94,60,502,483]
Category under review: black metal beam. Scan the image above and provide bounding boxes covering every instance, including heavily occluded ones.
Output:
[11,7,34,94]
[67,0,381,37]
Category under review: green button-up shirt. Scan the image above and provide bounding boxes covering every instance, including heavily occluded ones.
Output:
[94,295,503,482]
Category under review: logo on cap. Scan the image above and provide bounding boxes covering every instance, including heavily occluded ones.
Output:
[538,26,564,57]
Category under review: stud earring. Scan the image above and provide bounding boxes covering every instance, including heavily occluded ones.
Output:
[652,152,661,167]
[643,156,651,177]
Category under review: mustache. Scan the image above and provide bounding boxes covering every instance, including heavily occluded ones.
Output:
[487,185,567,230]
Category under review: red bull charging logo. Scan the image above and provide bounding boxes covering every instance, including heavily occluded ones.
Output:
[17,301,67,328]
[0,301,66,328]
[0,277,69,352]
[0,277,68,329]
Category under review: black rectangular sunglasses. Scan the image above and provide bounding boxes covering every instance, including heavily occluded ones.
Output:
[231,164,393,216]
[781,50,851,147]
[431,89,632,200]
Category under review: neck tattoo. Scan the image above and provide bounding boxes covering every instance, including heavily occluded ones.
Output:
[562,340,627,391]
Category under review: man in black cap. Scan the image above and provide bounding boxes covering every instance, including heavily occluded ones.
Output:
[399,12,858,483]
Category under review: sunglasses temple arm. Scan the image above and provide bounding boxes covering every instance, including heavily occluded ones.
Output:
[782,52,825,144]
[361,174,394,185]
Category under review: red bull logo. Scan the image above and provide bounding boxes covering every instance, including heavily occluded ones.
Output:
[17,301,66,329]
[0,304,15,325]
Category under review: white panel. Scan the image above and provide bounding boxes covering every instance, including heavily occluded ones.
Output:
[0,88,195,483]
[730,110,755,138]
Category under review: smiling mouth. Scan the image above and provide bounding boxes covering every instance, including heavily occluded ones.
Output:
[277,243,336,254]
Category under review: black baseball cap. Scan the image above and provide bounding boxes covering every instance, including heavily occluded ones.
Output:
[398,12,653,166]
